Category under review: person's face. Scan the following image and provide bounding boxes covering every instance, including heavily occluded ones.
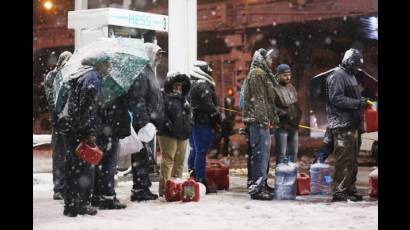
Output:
[98,62,111,77]
[265,55,273,68]
[173,82,183,94]
[278,72,292,85]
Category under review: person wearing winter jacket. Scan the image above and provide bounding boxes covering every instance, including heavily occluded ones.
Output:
[273,64,302,164]
[188,60,222,193]
[61,53,111,217]
[326,48,370,202]
[127,43,165,202]
[242,48,279,200]
[43,51,72,200]
[157,71,192,197]
[90,94,129,210]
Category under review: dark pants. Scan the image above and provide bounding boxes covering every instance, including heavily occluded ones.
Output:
[331,129,359,195]
[94,136,119,198]
[63,135,95,209]
[51,129,66,194]
[131,139,155,191]
[314,128,362,163]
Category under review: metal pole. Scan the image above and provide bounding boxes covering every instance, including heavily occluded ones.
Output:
[74,0,88,49]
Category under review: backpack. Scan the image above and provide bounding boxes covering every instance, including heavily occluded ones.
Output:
[239,83,245,111]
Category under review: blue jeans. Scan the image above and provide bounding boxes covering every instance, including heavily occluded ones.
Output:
[274,128,299,164]
[248,123,271,194]
[188,124,213,181]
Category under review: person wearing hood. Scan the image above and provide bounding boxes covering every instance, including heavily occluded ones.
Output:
[187,60,221,193]
[127,43,165,202]
[157,71,192,197]
[325,48,370,202]
[273,64,302,165]
[44,51,72,201]
[60,53,111,217]
[242,48,279,200]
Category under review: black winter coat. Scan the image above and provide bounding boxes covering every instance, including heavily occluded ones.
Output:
[188,79,221,127]
[326,66,363,130]
[158,73,192,139]
[62,69,102,140]
[127,65,164,131]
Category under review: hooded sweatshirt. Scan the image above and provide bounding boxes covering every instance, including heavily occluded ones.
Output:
[242,49,278,126]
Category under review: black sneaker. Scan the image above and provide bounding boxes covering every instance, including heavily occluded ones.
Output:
[78,205,98,216]
[250,189,274,201]
[53,192,64,200]
[63,207,78,217]
[99,197,127,209]
[131,189,158,202]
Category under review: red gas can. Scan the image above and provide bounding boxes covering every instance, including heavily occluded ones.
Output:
[368,168,378,198]
[75,142,103,165]
[296,172,311,195]
[181,178,200,202]
[165,178,183,202]
[364,106,378,133]
[205,159,229,190]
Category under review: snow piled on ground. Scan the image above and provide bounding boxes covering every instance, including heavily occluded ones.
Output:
[34,173,377,230]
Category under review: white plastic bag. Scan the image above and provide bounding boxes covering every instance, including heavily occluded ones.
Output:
[117,123,144,157]
[138,122,157,143]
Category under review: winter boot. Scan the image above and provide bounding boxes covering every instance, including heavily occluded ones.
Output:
[99,196,127,209]
[63,206,78,217]
[78,205,98,216]
[131,189,158,202]
[250,188,274,201]
[53,192,64,200]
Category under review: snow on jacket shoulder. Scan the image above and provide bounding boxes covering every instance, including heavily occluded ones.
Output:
[326,66,362,130]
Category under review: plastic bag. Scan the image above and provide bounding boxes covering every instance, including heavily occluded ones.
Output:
[117,123,144,157]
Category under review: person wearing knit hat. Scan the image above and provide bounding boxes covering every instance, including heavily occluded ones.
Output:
[272,64,302,166]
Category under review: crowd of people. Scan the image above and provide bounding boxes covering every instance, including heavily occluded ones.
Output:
[43,43,370,217]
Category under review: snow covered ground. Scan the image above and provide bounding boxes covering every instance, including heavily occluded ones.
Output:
[34,171,377,230]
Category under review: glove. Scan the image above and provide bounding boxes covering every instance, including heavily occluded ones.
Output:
[84,134,97,147]
[359,97,370,109]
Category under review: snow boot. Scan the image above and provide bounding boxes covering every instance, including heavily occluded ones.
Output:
[78,205,98,215]
[99,196,127,209]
